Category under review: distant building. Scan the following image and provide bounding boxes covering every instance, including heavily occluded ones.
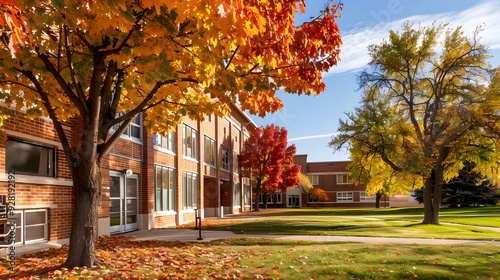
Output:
[257,154,420,208]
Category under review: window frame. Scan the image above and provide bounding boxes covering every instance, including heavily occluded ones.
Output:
[308,175,319,185]
[360,191,376,201]
[203,135,216,166]
[5,138,56,177]
[155,165,176,212]
[221,145,230,171]
[336,174,352,185]
[183,124,198,160]
[111,113,143,143]
[258,193,282,204]
[154,131,175,153]
[337,191,353,202]
[183,171,198,210]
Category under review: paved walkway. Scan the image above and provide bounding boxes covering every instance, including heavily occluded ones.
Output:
[2,227,499,259]
[120,228,500,246]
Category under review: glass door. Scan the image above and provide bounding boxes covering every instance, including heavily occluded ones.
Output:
[110,172,138,234]
[288,195,300,208]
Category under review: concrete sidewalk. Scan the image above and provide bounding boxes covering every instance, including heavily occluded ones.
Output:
[120,228,500,246]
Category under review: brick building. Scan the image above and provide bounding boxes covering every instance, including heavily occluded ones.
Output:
[0,104,255,248]
[258,154,392,208]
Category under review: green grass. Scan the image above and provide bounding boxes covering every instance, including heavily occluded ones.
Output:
[3,237,499,279]
[213,239,500,279]
[203,206,500,240]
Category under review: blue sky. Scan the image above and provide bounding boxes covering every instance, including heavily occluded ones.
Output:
[248,0,500,162]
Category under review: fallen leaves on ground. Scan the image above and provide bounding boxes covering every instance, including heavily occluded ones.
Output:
[1,236,248,279]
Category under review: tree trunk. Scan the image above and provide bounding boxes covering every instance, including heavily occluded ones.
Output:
[422,176,439,224]
[254,187,261,211]
[63,116,103,268]
[375,191,382,208]
[64,157,102,268]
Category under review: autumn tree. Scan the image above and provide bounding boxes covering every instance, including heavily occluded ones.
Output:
[0,0,342,267]
[308,187,329,208]
[238,124,300,211]
[330,22,500,225]
[296,173,313,194]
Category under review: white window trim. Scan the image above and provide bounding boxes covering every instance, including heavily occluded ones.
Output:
[203,135,217,167]
[360,191,376,202]
[183,124,198,160]
[154,132,176,155]
[336,191,353,202]
[308,175,319,185]
[110,114,143,144]
[336,174,352,185]
[221,145,230,171]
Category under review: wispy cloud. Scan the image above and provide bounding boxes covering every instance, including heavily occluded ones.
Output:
[289,133,337,142]
[328,0,500,76]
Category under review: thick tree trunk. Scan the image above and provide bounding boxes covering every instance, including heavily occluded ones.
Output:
[64,158,102,268]
[254,187,261,211]
[375,191,382,208]
[422,176,439,224]
[63,116,103,268]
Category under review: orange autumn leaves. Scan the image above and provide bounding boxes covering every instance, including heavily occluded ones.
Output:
[0,0,30,57]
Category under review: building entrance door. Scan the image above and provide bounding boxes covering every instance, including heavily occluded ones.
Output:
[288,195,300,208]
[110,172,138,234]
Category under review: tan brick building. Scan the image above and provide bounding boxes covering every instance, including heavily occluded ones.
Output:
[0,104,255,247]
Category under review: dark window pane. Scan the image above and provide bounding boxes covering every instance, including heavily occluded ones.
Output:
[5,139,55,176]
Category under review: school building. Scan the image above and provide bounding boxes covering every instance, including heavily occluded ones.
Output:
[0,104,256,248]
[0,107,418,251]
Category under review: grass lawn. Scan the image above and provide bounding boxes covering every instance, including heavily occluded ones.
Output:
[1,206,498,279]
[198,206,500,241]
[1,237,499,279]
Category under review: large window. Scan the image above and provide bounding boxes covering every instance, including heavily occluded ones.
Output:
[112,114,142,142]
[308,175,319,185]
[154,132,175,152]
[233,183,241,207]
[204,136,216,166]
[221,145,230,171]
[5,139,55,177]
[155,166,175,212]
[360,191,376,201]
[183,124,198,159]
[259,193,282,204]
[337,174,352,184]
[183,171,198,210]
[233,151,239,173]
[337,192,353,202]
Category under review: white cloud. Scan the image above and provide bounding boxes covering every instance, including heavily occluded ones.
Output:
[289,133,336,142]
[327,0,500,76]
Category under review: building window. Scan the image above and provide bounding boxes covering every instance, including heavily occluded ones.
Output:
[233,183,241,207]
[259,193,282,204]
[308,175,319,185]
[233,151,239,173]
[337,174,352,184]
[221,145,230,171]
[112,113,142,142]
[204,136,216,166]
[337,192,353,202]
[5,139,55,177]
[183,171,198,210]
[360,191,376,201]
[308,193,317,203]
[154,131,175,152]
[183,124,198,159]
[155,166,175,212]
